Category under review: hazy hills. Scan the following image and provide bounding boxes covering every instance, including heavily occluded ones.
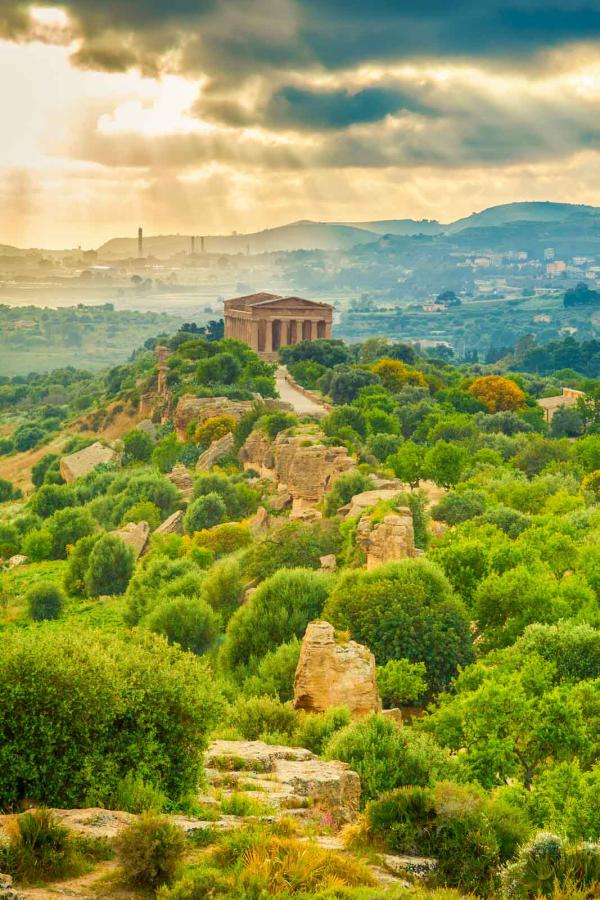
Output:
[94,202,600,259]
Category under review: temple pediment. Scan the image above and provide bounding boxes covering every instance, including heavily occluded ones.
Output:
[251,295,331,310]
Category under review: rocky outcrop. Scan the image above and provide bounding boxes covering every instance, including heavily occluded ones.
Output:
[136,419,159,441]
[167,464,194,502]
[294,621,381,718]
[0,873,21,900]
[196,432,234,470]
[319,554,337,572]
[356,509,415,570]
[60,442,117,483]
[339,489,404,519]
[206,739,360,821]
[174,396,253,442]
[240,426,354,510]
[155,510,185,536]
[7,555,27,569]
[249,506,270,535]
[109,521,150,559]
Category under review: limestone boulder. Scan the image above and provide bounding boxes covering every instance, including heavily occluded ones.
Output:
[356,509,416,570]
[7,555,28,569]
[294,621,381,718]
[238,428,274,476]
[174,396,253,442]
[109,521,150,559]
[136,419,159,441]
[206,739,360,821]
[60,441,117,483]
[196,431,234,470]
[167,464,195,502]
[339,489,403,519]
[155,510,185,536]
[273,431,355,507]
[249,505,270,535]
[319,554,337,572]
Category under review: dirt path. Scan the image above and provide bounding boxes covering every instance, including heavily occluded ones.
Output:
[275,366,329,417]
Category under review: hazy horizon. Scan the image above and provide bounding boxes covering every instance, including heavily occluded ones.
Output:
[3,3,600,248]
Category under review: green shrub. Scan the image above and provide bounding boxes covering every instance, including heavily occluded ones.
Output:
[200,557,242,622]
[27,582,65,621]
[84,533,134,597]
[325,559,474,695]
[294,706,351,755]
[431,489,487,525]
[157,863,233,898]
[377,659,427,707]
[63,533,101,595]
[193,522,252,557]
[117,813,186,889]
[367,781,531,894]
[46,507,96,559]
[0,627,221,807]
[0,808,74,883]
[229,695,297,741]
[111,773,168,814]
[29,483,75,518]
[144,596,220,655]
[260,411,297,439]
[325,715,449,803]
[243,520,341,581]
[221,568,330,670]
[184,492,227,534]
[121,499,161,530]
[323,470,372,516]
[123,428,154,463]
[125,556,206,624]
[0,477,20,502]
[243,638,301,702]
[21,527,52,562]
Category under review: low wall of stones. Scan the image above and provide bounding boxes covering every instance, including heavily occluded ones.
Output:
[282,370,332,413]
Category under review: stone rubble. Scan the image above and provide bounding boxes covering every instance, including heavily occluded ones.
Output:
[356,508,416,569]
[167,464,195,503]
[154,509,185,536]
[59,442,117,483]
[196,432,235,470]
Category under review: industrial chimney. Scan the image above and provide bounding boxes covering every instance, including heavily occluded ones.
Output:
[138,227,143,258]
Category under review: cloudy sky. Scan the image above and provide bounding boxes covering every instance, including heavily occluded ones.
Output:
[2,1,600,248]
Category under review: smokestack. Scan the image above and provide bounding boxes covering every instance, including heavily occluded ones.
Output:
[138,227,143,258]
[200,236,205,253]
[191,235,195,255]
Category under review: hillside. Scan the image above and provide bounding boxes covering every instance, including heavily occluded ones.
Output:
[446,200,600,233]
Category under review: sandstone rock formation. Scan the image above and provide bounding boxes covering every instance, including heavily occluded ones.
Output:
[155,510,184,536]
[109,521,150,559]
[60,442,117,483]
[167,464,195,502]
[294,621,381,717]
[7,555,27,569]
[196,432,234,470]
[206,739,361,821]
[240,425,354,510]
[319,554,337,571]
[356,509,416,570]
[249,506,270,535]
[174,396,254,442]
[136,419,159,441]
[338,488,403,519]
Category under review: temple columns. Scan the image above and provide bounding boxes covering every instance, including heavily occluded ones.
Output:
[265,319,273,354]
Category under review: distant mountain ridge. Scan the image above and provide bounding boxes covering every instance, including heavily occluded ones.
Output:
[4,201,600,259]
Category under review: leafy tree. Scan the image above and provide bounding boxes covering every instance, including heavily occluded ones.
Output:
[431,489,486,525]
[27,582,65,621]
[431,538,489,605]
[197,352,241,385]
[280,338,351,368]
[31,453,62,487]
[192,472,259,520]
[184,493,227,534]
[325,559,474,694]
[0,523,21,558]
[366,432,401,462]
[243,638,301,702]
[13,424,46,452]
[288,359,326,388]
[513,435,572,477]
[200,557,242,622]
[143,596,219,655]
[84,534,134,597]
[387,441,427,487]
[551,405,584,437]
[425,440,468,488]
[260,411,297,439]
[318,365,380,404]
[469,375,526,412]
[222,568,330,670]
[123,429,154,463]
[322,405,367,440]
[372,358,426,392]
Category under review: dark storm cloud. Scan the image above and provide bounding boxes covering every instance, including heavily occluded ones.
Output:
[4,0,600,79]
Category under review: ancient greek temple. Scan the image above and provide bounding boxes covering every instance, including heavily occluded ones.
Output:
[223,292,333,360]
